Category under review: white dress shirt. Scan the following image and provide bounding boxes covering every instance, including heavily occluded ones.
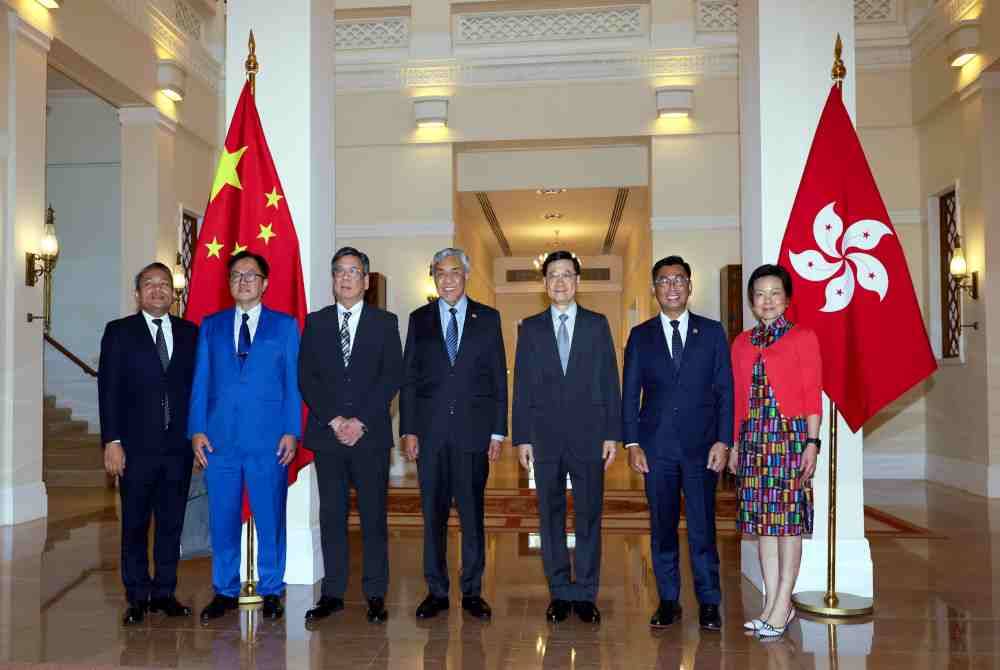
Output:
[337,300,365,355]
[550,302,578,343]
[660,310,690,357]
[233,302,263,350]
[142,310,173,359]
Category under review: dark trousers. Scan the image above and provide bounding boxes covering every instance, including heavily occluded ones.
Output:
[534,453,605,601]
[118,442,193,604]
[417,443,489,598]
[644,447,721,604]
[314,445,390,599]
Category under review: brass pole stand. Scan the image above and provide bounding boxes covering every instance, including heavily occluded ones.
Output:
[238,513,263,607]
[791,399,873,617]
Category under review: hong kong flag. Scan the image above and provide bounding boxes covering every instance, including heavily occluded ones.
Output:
[779,83,936,433]
[185,80,313,515]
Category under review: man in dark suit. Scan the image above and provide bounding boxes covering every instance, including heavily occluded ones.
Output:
[98,261,198,625]
[189,251,301,622]
[512,250,621,625]
[622,255,733,631]
[299,247,403,624]
[400,248,507,621]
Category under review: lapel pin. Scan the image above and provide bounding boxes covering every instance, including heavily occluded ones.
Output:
[471,312,478,319]
[692,328,699,335]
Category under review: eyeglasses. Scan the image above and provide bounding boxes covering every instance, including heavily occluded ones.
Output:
[653,276,690,288]
[229,271,264,285]
[333,266,365,278]
[546,272,578,282]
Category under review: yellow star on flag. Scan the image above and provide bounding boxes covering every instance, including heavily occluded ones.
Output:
[231,242,248,255]
[265,187,284,209]
[205,237,224,259]
[257,223,277,245]
[210,146,248,202]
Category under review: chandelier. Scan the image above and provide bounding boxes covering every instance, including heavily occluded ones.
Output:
[532,229,580,271]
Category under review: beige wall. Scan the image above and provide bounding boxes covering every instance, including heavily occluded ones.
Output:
[651,228,740,323]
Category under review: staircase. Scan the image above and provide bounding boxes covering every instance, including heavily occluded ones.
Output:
[44,395,109,488]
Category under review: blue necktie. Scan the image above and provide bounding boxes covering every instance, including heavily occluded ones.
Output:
[670,319,683,371]
[238,313,251,367]
[446,307,459,365]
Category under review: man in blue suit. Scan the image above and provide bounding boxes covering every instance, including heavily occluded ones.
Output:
[189,250,301,622]
[622,255,733,631]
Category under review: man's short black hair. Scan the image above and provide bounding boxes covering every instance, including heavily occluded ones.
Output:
[541,250,581,276]
[331,246,370,275]
[134,262,173,292]
[747,263,794,300]
[228,250,270,278]
[651,255,692,282]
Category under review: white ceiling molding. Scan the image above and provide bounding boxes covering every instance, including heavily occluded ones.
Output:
[99,0,222,91]
[337,221,456,239]
[651,215,738,232]
[10,14,52,52]
[336,17,409,51]
[889,210,921,226]
[910,0,981,62]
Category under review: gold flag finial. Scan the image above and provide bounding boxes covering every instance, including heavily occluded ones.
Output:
[245,30,259,95]
[832,33,846,86]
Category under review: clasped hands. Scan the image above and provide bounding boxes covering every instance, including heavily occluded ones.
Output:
[329,416,366,446]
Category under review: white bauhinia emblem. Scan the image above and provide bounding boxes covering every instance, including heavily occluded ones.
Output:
[788,202,893,313]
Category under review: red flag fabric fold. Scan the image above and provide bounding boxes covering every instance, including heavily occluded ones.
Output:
[779,84,936,433]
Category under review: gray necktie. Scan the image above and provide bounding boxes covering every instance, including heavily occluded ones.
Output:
[152,318,170,428]
[557,313,570,374]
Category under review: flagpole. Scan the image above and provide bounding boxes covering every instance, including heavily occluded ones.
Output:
[792,36,874,619]
[238,28,263,609]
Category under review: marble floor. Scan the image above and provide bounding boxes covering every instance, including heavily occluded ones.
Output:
[1,456,998,669]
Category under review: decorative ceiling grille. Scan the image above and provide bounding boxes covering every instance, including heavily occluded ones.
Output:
[335,17,409,50]
[695,0,738,32]
[456,6,642,45]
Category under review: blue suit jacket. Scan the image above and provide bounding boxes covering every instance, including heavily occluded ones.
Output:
[188,305,302,452]
[621,313,733,458]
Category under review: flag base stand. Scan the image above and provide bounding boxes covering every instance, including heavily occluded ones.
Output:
[792,591,873,617]
[238,581,264,607]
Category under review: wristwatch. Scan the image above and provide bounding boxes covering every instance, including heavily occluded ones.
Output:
[805,437,821,449]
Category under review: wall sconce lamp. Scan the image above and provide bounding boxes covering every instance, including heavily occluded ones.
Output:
[157,59,187,102]
[35,0,61,9]
[948,21,980,68]
[414,96,448,128]
[26,205,60,332]
[949,238,979,300]
[172,252,187,295]
[655,86,694,118]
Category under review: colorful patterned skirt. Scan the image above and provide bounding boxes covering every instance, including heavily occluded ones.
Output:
[737,356,813,537]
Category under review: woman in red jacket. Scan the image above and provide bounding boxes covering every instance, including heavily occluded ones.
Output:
[727,264,821,639]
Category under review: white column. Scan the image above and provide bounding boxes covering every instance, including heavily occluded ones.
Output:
[226,0,334,586]
[117,107,177,316]
[738,0,873,599]
[0,12,51,526]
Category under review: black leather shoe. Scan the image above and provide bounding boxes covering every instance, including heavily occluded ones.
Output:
[262,595,284,620]
[545,599,572,623]
[574,601,601,624]
[699,604,722,631]
[200,595,238,623]
[415,594,450,619]
[149,596,192,617]
[367,597,388,623]
[650,600,682,628]
[305,596,344,621]
[462,596,492,620]
[122,601,147,626]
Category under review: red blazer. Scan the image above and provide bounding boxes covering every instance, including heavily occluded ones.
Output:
[730,324,822,443]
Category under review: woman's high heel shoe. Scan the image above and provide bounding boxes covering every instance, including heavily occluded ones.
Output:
[757,607,796,638]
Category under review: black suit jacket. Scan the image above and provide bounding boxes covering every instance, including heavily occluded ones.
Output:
[399,299,507,452]
[298,304,403,452]
[98,313,198,451]
[621,313,733,459]
[512,306,622,462]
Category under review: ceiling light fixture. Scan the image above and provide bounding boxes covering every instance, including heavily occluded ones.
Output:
[35,0,61,8]
[536,188,567,196]
[947,21,980,68]
[157,59,187,102]
[533,230,580,271]
[414,96,449,128]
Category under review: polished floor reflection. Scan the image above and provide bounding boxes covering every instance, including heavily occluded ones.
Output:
[1,473,998,668]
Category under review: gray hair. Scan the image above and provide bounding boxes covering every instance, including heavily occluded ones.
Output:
[430,248,471,275]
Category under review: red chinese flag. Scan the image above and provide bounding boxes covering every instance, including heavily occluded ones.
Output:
[779,84,936,433]
[185,81,313,510]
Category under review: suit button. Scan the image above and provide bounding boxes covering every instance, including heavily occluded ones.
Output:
[449,371,455,377]
[345,377,351,383]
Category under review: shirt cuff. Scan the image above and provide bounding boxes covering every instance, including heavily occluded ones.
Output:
[490,434,505,442]
[624,442,639,449]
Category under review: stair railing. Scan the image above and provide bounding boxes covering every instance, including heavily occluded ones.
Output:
[43,333,97,378]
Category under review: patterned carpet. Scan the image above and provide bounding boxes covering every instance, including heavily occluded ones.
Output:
[348,488,940,538]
